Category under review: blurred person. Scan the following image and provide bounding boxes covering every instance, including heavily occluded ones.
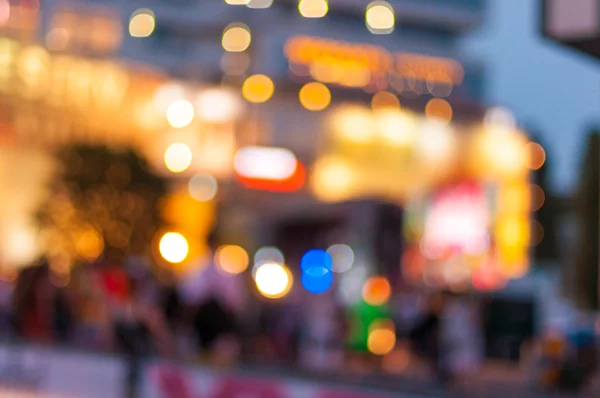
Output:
[409,293,445,380]
[298,295,345,373]
[439,293,484,389]
[178,230,246,365]
[0,269,15,340]
[12,260,73,344]
[109,273,174,398]
[559,315,598,393]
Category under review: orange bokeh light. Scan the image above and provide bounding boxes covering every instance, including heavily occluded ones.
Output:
[236,161,306,192]
[362,276,391,306]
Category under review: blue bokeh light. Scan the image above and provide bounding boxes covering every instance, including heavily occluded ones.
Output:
[301,266,333,294]
[300,249,332,272]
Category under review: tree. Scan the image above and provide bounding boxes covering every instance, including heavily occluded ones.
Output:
[37,145,168,266]
[573,131,599,310]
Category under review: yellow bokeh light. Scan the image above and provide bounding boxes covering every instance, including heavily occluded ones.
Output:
[255,262,293,299]
[299,82,331,111]
[366,1,395,34]
[526,142,546,170]
[129,9,155,38]
[164,143,193,173]
[312,157,356,202]
[242,74,275,103]
[375,109,416,147]
[499,183,530,214]
[371,91,400,110]
[159,232,189,264]
[425,98,452,125]
[368,319,396,356]
[215,245,249,275]
[331,106,374,143]
[298,0,328,18]
[76,227,104,261]
[497,216,529,249]
[362,276,391,306]
[166,99,195,128]
[222,24,251,53]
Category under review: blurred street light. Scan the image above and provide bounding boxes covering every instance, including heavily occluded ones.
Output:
[215,245,249,274]
[366,1,395,34]
[247,0,273,8]
[188,173,218,202]
[242,74,274,103]
[299,82,331,111]
[222,23,252,53]
[195,88,242,123]
[255,262,293,299]
[166,99,195,128]
[159,232,189,264]
[425,98,453,125]
[368,319,396,355]
[362,276,391,306]
[164,143,193,173]
[225,0,250,5]
[129,9,155,38]
[299,0,328,18]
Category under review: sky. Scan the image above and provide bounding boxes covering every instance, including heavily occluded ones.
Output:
[462,0,600,194]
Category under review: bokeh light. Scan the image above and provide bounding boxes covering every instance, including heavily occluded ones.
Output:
[425,98,452,125]
[46,28,69,51]
[129,9,155,38]
[366,1,395,34]
[255,262,293,299]
[382,348,410,374]
[299,82,331,111]
[0,0,9,26]
[164,143,193,173]
[195,88,242,123]
[254,246,285,265]
[530,183,545,211]
[166,99,195,128]
[247,0,273,8]
[188,173,218,202]
[526,142,546,170]
[298,0,328,18]
[159,232,189,264]
[484,106,516,130]
[302,266,333,294]
[225,0,250,4]
[222,23,252,53]
[215,245,249,274]
[300,249,333,272]
[154,83,186,111]
[76,227,104,261]
[327,244,355,273]
[375,109,417,147]
[242,74,275,103]
[331,106,374,143]
[234,146,297,180]
[371,91,400,110]
[368,319,396,356]
[362,276,391,306]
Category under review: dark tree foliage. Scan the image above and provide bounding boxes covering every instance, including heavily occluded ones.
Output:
[573,131,599,310]
[37,145,167,263]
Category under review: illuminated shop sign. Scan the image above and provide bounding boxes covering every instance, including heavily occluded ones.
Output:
[284,35,464,92]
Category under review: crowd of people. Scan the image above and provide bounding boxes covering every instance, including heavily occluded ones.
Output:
[0,244,598,395]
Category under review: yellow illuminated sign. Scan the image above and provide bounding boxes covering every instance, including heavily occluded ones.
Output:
[285,35,464,90]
